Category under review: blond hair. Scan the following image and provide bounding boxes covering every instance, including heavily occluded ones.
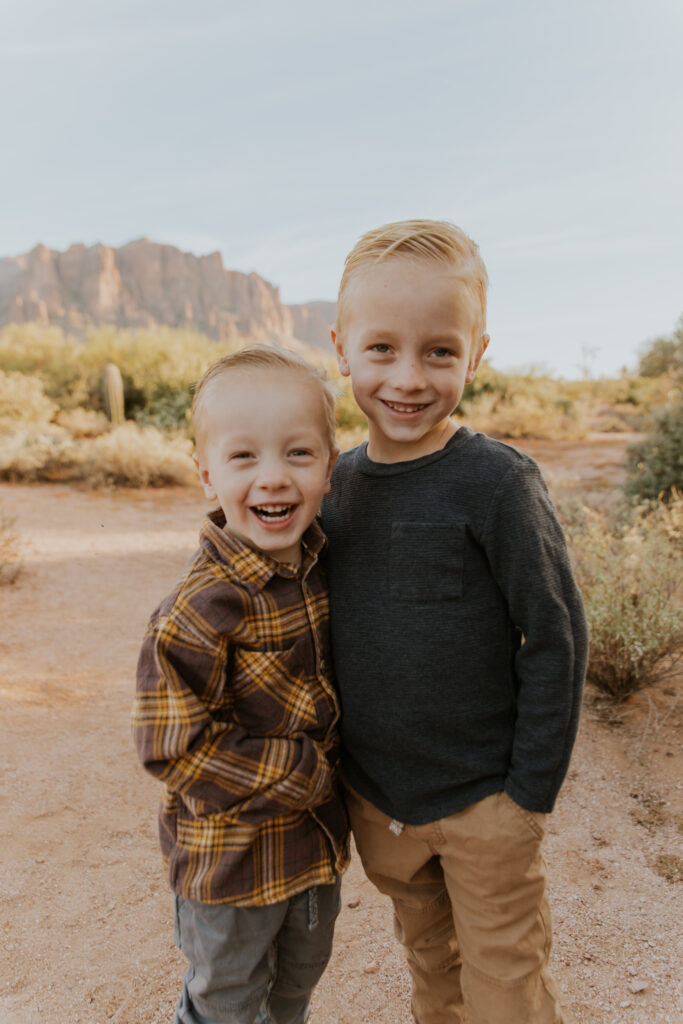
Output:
[192,345,338,455]
[336,219,489,337]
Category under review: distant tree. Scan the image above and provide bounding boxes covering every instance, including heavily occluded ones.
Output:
[637,316,683,377]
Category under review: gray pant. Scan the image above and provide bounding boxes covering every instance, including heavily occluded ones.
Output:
[173,877,341,1024]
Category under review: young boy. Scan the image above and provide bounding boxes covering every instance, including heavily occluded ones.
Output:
[133,347,349,1024]
[322,220,589,1024]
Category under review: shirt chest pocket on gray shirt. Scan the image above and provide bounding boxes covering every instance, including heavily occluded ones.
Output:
[390,522,465,602]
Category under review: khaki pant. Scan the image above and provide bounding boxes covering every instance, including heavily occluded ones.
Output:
[346,786,566,1024]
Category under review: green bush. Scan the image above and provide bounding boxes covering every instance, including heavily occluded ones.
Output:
[334,380,367,433]
[81,325,226,416]
[564,496,683,700]
[134,391,193,434]
[0,322,232,419]
[624,395,683,503]
[0,325,90,408]
[638,317,683,378]
[0,322,677,451]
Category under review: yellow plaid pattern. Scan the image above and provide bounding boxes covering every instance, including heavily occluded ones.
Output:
[133,510,349,905]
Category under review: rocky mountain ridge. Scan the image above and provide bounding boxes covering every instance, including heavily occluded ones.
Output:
[0,239,336,352]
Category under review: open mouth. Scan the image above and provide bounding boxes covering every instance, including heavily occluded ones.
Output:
[251,504,296,522]
[382,400,429,413]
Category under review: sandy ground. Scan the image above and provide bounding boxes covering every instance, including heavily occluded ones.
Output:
[0,435,681,1024]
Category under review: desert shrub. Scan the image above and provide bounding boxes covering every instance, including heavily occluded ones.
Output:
[624,395,683,503]
[134,390,193,434]
[461,359,510,403]
[589,412,632,433]
[564,496,683,700]
[0,370,57,427]
[0,324,90,408]
[79,423,196,487]
[638,317,683,378]
[0,425,81,480]
[457,365,592,439]
[80,326,228,416]
[575,373,676,433]
[457,390,588,440]
[0,421,196,487]
[54,407,109,438]
[334,380,367,433]
[0,510,21,585]
[4,322,678,455]
[0,322,231,417]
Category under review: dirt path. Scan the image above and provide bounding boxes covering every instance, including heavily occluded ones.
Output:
[1,436,681,1024]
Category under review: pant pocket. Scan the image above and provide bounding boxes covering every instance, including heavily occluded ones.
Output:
[501,791,546,840]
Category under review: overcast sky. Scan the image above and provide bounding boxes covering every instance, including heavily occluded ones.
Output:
[1,0,681,377]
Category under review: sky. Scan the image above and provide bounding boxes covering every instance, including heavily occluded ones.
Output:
[1,0,682,378]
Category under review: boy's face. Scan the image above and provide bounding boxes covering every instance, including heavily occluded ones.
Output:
[194,369,335,565]
[333,258,489,463]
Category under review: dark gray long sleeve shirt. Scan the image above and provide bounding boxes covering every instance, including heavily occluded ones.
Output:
[322,427,588,822]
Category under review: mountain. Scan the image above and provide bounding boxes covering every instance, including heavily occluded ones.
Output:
[0,239,336,351]
[288,301,337,353]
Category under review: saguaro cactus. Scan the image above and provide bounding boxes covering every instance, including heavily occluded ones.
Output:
[102,363,125,425]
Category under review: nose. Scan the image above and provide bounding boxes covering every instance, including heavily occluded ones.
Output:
[256,455,291,490]
[393,356,426,393]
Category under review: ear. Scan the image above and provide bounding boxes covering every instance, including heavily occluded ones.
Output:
[331,328,350,377]
[193,452,217,501]
[323,449,339,495]
[465,334,490,384]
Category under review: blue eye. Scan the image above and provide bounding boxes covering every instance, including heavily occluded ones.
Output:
[432,347,453,358]
[370,343,391,353]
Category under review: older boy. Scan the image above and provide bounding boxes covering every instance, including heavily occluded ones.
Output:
[133,347,348,1024]
[322,220,589,1024]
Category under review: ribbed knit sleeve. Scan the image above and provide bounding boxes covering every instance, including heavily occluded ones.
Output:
[481,458,589,811]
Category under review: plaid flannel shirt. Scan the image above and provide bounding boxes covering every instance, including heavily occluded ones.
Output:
[133,509,349,906]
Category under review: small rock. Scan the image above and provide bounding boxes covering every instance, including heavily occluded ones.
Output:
[346,897,361,909]
[620,1001,632,1009]
[629,980,648,994]
[363,962,380,974]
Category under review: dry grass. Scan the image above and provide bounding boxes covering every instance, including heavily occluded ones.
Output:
[83,423,197,487]
[652,854,682,883]
[0,510,21,585]
[629,790,668,831]
[0,422,196,488]
[0,369,57,427]
[455,391,589,440]
[564,494,683,701]
[55,406,110,438]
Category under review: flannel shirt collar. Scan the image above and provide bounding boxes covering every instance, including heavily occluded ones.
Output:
[199,508,326,593]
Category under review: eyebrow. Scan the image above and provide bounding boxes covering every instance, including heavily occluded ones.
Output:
[361,328,465,348]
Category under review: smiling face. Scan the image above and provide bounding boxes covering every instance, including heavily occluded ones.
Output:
[333,258,489,463]
[193,368,336,565]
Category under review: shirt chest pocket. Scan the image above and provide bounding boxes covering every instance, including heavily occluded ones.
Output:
[390,522,465,602]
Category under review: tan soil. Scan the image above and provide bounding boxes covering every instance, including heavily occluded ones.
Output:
[1,435,681,1024]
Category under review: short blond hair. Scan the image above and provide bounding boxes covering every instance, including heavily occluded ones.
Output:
[336,219,489,337]
[192,345,338,455]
